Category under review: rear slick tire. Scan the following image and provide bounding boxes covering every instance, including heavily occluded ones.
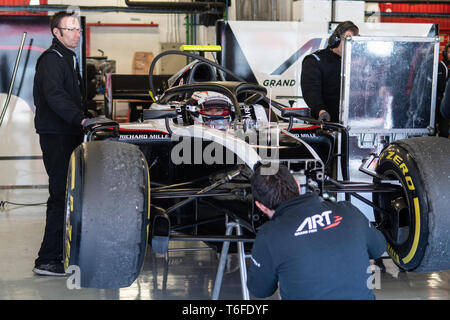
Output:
[374,136,450,272]
[64,140,150,288]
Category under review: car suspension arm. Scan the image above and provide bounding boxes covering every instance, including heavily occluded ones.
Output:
[165,168,241,215]
[151,189,233,199]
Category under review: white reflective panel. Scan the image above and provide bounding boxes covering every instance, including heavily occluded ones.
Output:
[342,37,438,132]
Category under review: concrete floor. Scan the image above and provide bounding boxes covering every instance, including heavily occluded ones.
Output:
[0,189,450,300]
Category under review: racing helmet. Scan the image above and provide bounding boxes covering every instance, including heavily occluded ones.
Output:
[188,91,233,130]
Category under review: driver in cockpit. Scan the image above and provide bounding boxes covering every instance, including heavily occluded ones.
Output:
[188,91,233,131]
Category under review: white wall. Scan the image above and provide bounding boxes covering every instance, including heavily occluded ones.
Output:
[293,0,332,22]
[333,0,365,23]
[88,24,161,74]
[293,0,367,23]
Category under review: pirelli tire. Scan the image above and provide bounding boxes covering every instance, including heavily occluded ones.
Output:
[374,136,450,272]
[63,140,150,288]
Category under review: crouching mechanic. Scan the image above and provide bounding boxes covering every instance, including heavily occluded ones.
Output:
[247,164,386,300]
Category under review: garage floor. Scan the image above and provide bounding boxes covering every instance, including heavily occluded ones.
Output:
[1,188,450,300]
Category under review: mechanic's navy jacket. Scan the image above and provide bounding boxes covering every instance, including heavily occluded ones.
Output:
[300,48,341,122]
[247,192,386,300]
[33,38,86,135]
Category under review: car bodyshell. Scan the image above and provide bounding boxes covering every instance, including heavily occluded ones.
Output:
[84,77,388,248]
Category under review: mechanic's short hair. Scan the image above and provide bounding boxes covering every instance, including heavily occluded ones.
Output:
[50,11,75,36]
[251,164,299,211]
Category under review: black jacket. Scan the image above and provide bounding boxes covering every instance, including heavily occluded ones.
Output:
[437,59,449,107]
[441,78,450,120]
[247,193,386,300]
[300,48,341,122]
[33,38,86,135]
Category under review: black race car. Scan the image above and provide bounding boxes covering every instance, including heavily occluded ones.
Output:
[63,50,450,289]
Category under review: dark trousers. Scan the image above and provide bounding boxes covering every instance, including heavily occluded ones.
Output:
[35,134,83,265]
[436,113,449,138]
[436,100,450,138]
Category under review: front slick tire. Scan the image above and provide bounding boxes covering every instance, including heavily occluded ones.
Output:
[64,141,150,288]
[374,136,450,272]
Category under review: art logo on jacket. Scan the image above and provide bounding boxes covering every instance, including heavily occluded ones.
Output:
[294,210,342,236]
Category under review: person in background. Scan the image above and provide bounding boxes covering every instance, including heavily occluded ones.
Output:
[247,164,386,300]
[32,11,89,276]
[436,42,449,137]
[441,75,450,121]
[301,21,359,123]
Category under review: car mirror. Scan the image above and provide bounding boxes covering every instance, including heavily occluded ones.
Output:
[281,107,311,118]
[143,108,178,120]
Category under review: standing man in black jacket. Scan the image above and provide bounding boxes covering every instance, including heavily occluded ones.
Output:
[247,165,386,299]
[33,11,89,276]
[300,21,359,123]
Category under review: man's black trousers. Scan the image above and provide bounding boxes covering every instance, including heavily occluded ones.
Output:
[35,134,83,266]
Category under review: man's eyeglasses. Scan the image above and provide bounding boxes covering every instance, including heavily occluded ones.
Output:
[58,27,83,33]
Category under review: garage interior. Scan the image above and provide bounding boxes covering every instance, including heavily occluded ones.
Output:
[1,0,450,300]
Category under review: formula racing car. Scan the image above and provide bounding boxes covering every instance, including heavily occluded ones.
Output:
[63,50,450,290]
